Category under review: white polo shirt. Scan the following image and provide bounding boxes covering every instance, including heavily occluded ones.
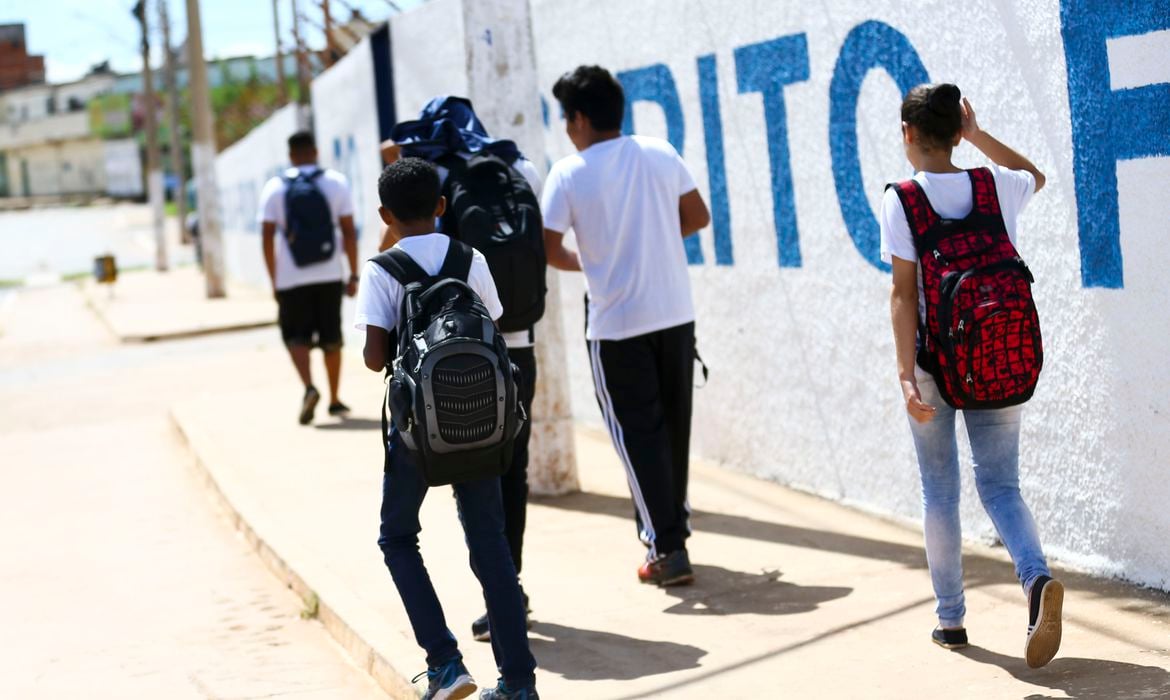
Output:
[258,165,355,291]
[541,135,697,342]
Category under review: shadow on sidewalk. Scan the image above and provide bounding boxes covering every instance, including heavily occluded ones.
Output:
[958,645,1170,699]
[534,490,927,568]
[314,417,382,431]
[527,620,706,681]
[661,564,852,616]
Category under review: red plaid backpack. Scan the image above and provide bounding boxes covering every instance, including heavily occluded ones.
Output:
[888,167,1043,409]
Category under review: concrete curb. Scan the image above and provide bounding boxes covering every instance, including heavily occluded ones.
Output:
[169,411,417,700]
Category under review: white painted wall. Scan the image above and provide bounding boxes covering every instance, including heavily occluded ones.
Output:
[212,0,1170,589]
[215,103,302,288]
[311,34,385,269]
[530,0,1170,589]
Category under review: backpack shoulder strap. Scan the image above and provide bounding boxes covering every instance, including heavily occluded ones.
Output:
[370,248,429,286]
[437,240,474,282]
[885,179,938,258]
[967,167,1002,216]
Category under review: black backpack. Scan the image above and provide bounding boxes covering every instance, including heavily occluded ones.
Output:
[440,153,546,333]
[283,169,335,266]
[372,241,525,486]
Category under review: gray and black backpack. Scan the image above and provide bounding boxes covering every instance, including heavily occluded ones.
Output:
[373,241,524,485]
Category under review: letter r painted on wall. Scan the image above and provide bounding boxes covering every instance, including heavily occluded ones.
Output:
[1061,0,1170,289]
[616,64,705,265]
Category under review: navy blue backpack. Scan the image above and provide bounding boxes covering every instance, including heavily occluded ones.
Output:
[283,169,335,266]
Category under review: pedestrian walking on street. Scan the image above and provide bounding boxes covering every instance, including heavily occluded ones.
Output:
[356,158,539,700]
[259,130,359,425]
[542,65,711,586]
[881,82,1063,668]
[385,95,548,644]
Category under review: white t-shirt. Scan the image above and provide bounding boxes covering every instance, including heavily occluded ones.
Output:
[437,155,542,349]
[879,165,1035,323]
[354,233,503,333]
[258,165,355,291]
[542,135,698,341]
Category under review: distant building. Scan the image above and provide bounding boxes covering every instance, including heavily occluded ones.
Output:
[0,24,46,91]
[0,67,138,198]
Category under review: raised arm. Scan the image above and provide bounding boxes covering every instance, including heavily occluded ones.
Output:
[961,98,1046,193]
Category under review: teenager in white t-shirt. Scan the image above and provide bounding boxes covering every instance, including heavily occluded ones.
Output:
[879,83,1062,667]
[355,158,537,700]
[259,131,359,425]
[542,65,711,586]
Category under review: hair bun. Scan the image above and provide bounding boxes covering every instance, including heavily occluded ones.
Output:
[928,84,961,115]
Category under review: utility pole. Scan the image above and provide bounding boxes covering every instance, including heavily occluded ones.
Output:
[461,0,579,495]
[321,0,337,67]
[185,0,226,297]
[290,0,311,105]
[271,0,288,106]
[159,0,187,246]
[133,0,168,272]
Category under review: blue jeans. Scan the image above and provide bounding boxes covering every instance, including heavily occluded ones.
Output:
[378,431,536,688]
[909,368,1050,628]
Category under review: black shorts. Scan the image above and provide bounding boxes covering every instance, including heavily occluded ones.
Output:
[276,281,344,350]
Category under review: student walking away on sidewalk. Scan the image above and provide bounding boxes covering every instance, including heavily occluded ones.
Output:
[260,130,359,425]
[880,83,1062,668]
[385,95,547,643]
[543,65,711,586]
[355,158,538,700]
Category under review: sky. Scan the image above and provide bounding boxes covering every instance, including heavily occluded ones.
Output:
[0,0,425,84]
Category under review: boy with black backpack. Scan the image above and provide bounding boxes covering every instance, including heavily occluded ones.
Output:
[260,131,359,425]
[355,158,538,700]
[385,96,547,642]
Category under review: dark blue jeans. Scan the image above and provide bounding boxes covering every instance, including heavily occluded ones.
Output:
[378,430,536,688]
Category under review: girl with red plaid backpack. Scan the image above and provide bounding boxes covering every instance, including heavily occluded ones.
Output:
[880,83,1063,668]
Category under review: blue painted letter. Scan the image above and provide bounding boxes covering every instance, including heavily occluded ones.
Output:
[617,64,703,264]
[829,21,929,273]
[734,34,810,268]
[697,54,733,266]
[1061,0,1170,288]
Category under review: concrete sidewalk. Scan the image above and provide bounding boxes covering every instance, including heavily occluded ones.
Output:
[84,267,276,342]
[172,346,1170,699]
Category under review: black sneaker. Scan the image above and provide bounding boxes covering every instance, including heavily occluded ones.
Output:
[1025,575,1064,668]
[637,549,695,586]
[412,657,476,700]
[472,589,531,642]
[931,626,969,650]
[327,401,350,416]
[299,386,320,425]
[479,680,538,699]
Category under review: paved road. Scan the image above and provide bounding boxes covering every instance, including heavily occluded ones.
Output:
[0,284,386,699]
[0,204,194,282]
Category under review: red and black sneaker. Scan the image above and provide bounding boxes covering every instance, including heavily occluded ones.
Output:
[637,550,694,587]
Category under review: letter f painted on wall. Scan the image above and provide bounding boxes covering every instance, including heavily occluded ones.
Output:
[1061,0,1170,289]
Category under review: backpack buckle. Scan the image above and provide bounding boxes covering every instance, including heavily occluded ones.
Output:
[932,249,949,265]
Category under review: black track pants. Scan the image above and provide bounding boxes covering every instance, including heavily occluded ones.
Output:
[587,322,694,555]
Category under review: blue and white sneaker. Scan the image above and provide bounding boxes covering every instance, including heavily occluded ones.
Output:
[479,680,539,699]
[413,658,476,700]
